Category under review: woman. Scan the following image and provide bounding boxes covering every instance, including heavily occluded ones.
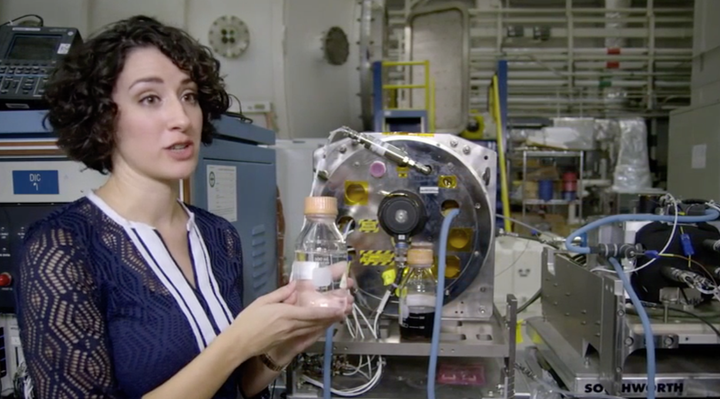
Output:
[16,15,351,399]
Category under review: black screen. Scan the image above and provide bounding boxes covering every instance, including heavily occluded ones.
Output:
[6,35,60,60]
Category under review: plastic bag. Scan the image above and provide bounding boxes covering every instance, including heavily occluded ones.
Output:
[612,118,652,192]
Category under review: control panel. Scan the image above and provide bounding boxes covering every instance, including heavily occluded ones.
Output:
[0,25,82,110]
[0,159,108,311]
[0,204,62,313]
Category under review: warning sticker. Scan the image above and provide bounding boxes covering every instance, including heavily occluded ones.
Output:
[397,166,409,178]
[359,250,395,266]
[358,219,380,233]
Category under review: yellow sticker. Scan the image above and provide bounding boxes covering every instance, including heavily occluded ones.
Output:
[358,219,380,233]
[439,175,457,189]
[516,319,524,344]
[381,269,396,286]
[397,166,409,178]
[359,250,395,266]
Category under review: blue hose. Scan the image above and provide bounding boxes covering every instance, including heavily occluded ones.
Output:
[565,209,719,254]
[323,327,333,399]
[428,209,461,399]
[609,257,655,399]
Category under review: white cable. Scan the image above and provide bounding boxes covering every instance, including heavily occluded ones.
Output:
[352,306,365,340]
[307,296,386,395]
[372,291,391,335]
[355,304,377,338]
[590,267,616,274]
[596,194,680,277]
[309,127,353,197]
[302,358,384,397]
[630,194,678,274]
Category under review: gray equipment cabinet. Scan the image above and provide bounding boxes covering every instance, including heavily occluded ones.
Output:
[192,116,278,306]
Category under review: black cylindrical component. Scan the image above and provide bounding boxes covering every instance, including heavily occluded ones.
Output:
[588,243,642,259]
[703,239,720,253]
[378,190,427,237]
[637,195,662,214]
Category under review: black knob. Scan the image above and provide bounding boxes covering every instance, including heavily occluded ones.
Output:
[377,190,427,237]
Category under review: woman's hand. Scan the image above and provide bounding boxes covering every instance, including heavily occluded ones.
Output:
[269,264,356,365]
[227,281,345,365]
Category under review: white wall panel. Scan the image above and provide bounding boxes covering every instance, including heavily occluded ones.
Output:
[89,0,186,32]
[0,0,90,35]
[284,0,361,138]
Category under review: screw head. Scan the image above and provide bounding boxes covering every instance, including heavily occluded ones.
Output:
[463,145,471,154]
[475,203,481,209]
[450,139,458,147]
[339,145,347,153]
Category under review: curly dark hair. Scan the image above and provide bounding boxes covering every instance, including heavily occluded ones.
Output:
[44,15,230,174]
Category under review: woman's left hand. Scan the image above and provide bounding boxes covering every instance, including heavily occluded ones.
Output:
[270,267,355,366]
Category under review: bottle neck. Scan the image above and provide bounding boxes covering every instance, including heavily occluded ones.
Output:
[304,214,336,223]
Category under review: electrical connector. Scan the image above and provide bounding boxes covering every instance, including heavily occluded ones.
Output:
[680,233,695,257]
[588,243,643,259]
[643,250,660,259]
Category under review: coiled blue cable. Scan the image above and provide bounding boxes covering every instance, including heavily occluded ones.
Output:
[428,208,460,399]
[323,327,333,399]
[609,257,655,399]
[565,209,720,254]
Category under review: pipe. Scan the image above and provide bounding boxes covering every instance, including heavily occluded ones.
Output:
[564,209,720,255]
[491,75,512,233]
[323,327,333,399]
[388,7,692,16]
[466,16,692,24]
[471,71,689,79]
[609,257,656,399]
[428,208,461,399]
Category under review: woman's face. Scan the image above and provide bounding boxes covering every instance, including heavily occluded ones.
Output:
[110,46,203,182]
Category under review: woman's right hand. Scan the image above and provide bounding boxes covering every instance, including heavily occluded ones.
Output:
[226,281,343,363]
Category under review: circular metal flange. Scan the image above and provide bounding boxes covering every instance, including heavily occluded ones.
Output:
[322,26,349,66]
[208,15,250,59]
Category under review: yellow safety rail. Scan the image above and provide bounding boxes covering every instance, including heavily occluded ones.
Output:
[491,75,512,232]
[381,60,435,132]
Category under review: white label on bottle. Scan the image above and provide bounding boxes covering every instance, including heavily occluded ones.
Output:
[291,261,319,280]
[312,267,333,288]
[405,294,437,308]
[400,303,409,324]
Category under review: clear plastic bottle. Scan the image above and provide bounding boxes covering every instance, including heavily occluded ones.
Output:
[399,247,437,340]
[291,196,348,309]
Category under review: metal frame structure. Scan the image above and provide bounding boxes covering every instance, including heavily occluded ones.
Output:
[284,132,520,398]
[287,296,519,399]
[381,0,693,118]
[527,248,720,397]
[520,149,585,222]
[372,60,433,133]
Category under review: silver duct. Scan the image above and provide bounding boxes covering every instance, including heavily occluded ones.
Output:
[603,0,631,112]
